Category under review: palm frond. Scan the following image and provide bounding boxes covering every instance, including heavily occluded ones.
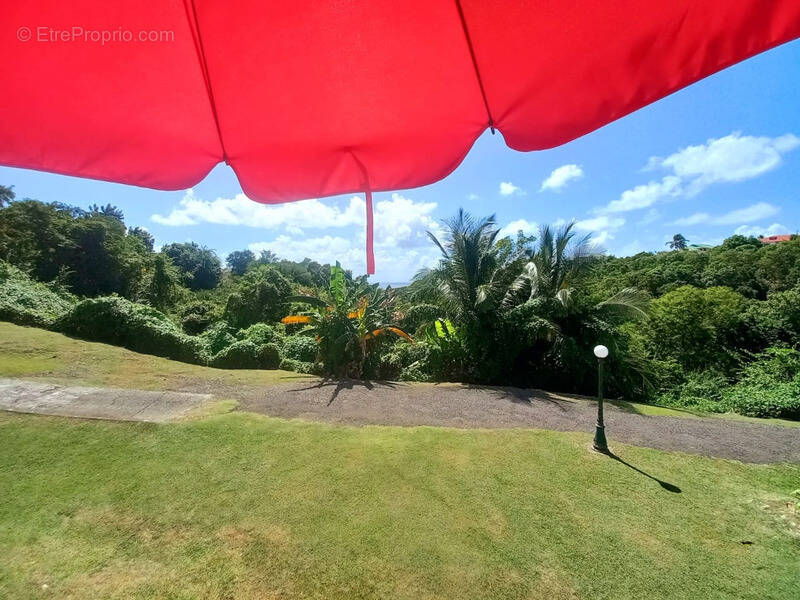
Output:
[596,288,651,320]
[287,295,328,308]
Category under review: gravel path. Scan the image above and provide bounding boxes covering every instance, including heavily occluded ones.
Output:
[235,379,800,463]
[2,376,799,463]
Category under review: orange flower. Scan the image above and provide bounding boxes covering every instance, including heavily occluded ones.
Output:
[281,315,312,324]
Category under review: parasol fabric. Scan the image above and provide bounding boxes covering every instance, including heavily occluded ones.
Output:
[3,1,799,273]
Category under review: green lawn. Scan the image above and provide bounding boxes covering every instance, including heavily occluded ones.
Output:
[0,322,312,390]
[2,321,800,598]
[1,410,799,599]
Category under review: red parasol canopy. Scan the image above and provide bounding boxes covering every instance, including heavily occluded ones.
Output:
[3,1,799,273]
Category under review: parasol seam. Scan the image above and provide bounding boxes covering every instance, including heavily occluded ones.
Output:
[183,0,230,163]
[454,0,495,133]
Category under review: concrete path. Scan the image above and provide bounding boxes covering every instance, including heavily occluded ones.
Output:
[0,378,211,423]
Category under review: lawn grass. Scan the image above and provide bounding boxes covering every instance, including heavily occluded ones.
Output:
[1,410,799,600]
[0,322,312,390]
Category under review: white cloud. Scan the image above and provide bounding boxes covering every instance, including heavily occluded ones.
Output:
[637,209,661,226]
[499,181,525,196]
[467,193,480,201]
[733,223,789,237]
[617,240,645,256]
[648,132,799,196]
[670,202,780,227]
[152,189,364,229]
[712,202,779,225]
[540,164,584,192]
[598,132,798,214]
[574,215,625,249]
[574,215,625,232]
[590,230,613,247]
[244,193,444,282]
[671,212,710,226]
[499,219,538,239]
[601,176,682,213]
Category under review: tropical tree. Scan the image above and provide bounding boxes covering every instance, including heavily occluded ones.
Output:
[88,203,125,221]
[146,253,180,310]
[224,265,292,328]
[502,223,592,314]
[412,209,526,322]
[282,263,411,377]
[409,210,535,381]
[128,226,155,251]
[413,214,650,388]
[666,233,688,250]
[256,249,278,264]
[0,184,15,208]
[499,222,650,390]
[162,242,222,290]
[226,249,255,275]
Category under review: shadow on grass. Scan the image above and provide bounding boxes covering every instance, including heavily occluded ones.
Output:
[290,377,399,406]
[601,450,682,493]
[610,399,706,418]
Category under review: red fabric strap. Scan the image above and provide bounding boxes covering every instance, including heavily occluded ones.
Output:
[365,190,375,275]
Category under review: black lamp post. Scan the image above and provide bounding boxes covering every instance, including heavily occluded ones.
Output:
[592,344,609,453]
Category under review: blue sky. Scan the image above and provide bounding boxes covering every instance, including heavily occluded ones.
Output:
[2,40,799,284]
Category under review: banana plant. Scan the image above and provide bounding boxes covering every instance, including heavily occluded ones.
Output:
[281,263,412,377]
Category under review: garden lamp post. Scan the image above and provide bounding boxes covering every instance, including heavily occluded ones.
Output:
[592,344,610,453]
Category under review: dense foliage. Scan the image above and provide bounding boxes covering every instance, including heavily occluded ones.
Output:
[282,263,411,378]
[0,262,74,327]
[0,199,151,297]
[1,189,799,419]
[162,242,223,290]
[55,296,207,364]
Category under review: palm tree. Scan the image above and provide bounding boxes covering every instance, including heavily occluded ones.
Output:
[282,263,411,377]
[412,211,650,386]
[666,233,688,250]
[506,221,649,320]
[502,222,591,313]
[499,221,650,392]
[412,209,524,322]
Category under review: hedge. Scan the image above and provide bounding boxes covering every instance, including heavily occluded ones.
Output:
[55,296,206,364]
[210,340,281,369]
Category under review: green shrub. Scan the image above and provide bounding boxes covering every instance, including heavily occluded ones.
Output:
[399,303,442,332]
[0,262,74,327]
[399,362,432,382]
[656,370,729,413]
[645,285,748,373]
[180,300,220,335]
[260,343,282,369]
[656,349,800,420]
[724,384,800,419]
[223,266,292,328]
[200,321,237,355]
[238,322,284,347]
[279,357,320,375]
[55,296,206,364]
[379,341,439,382]
[722,348,800,419]
[744,290,800,348]
[283,335,317,362]
[210,340,281,369]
